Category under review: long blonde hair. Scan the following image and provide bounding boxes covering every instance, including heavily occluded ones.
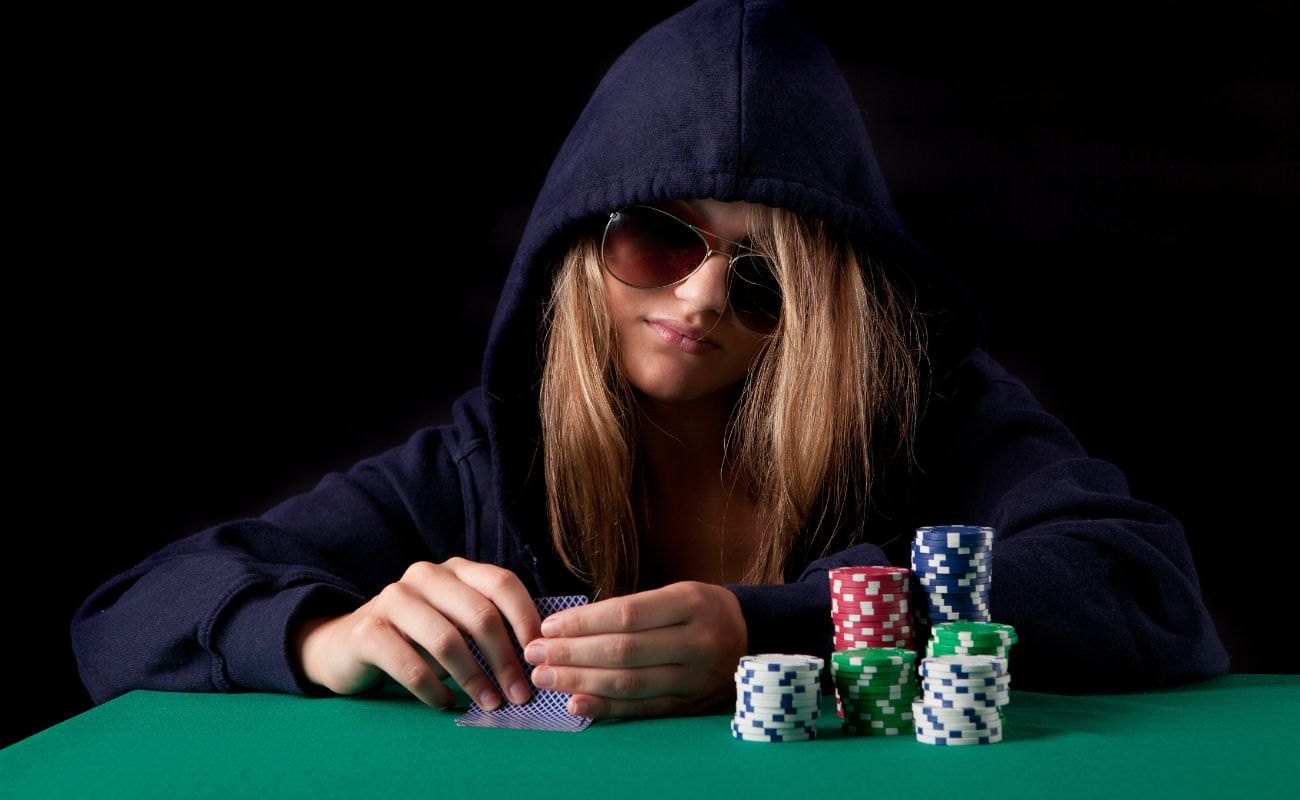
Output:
[539,204,928,599]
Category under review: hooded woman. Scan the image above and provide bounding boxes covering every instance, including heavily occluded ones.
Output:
[73,0,1229,720]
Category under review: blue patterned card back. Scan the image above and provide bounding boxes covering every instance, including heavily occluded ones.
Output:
[455,595,593,732]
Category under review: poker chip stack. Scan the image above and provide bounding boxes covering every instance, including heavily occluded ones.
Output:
[830,648,919,735]
[926,621,1018,668]
[731,654,824,742]
[914,655,1009,745]
[911,525,994,624]
[829,566,915,719]
[829,566,914,650]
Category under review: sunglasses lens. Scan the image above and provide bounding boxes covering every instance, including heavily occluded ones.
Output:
[601,205,783,335]
[602,206,706,287]
[729,254,781,334]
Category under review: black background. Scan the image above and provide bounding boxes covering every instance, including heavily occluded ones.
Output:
[8,2,1297,747]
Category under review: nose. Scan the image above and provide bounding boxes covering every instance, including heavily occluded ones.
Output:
[672,250,731,317]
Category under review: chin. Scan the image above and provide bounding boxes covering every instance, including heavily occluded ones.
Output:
[632,381,707,404]
[623,354,739,405]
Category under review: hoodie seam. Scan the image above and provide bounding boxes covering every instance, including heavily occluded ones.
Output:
[547,171,883,230]
[734,0,745,196]
[451,438,486,465]
[452,438,487,561]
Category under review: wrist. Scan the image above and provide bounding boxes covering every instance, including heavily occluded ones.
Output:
[292,615,338,689]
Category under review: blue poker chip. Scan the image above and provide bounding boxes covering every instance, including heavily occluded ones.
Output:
[916,580,992,592]
[922,596,992,605]
[911,551,991,564]
[914,568,990,579]
[915,525,995,537]
[916,571,989,582]
[913,536,994,548]
[927,614,992,624]
[915,524,994,533]
[911,545,988,558]
[914,567,991,581]
[909,567,987,580]
[915,571,991,582]
[925,603,992,615]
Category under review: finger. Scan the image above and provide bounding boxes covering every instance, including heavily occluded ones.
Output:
[381,582,507,710]
[432,562,540,705]
[566,692,693,721]
[540,584,693,637]
[351,615,455,709]
[530,664,691,699]
[405,636,450,681]
[445,560,544,652]
[526,627,694,669]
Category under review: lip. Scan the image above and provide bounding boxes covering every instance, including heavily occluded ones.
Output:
[646,318,719,354]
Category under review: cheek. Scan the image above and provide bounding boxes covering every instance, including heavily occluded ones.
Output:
[602,276,639,325]
[602,282,646,370]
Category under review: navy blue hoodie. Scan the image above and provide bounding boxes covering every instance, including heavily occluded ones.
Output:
[72,0,1229,703]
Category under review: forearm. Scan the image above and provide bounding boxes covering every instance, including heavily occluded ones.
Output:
[72,526,366,703]
[725,542,891,659]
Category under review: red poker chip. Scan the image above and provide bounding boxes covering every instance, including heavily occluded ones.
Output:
[835,636,915,649]
[828,566,910,579]
[832,616,915,629]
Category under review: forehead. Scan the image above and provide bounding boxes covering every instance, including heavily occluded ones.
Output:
[655,198,760,239]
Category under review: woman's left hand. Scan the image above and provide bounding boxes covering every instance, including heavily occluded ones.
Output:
[523,581,748,719]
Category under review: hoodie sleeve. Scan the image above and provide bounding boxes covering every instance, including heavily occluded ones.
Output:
[71,425,469,704]
[728,347,1230,692]
[914,348,1229,691]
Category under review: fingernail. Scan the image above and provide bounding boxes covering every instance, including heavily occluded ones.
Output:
[508,680,532,705]
[540,617,560,637]
[477,688,501,711]
[524,642,547,664]
[532,666,555,689]
[571,697,590,717]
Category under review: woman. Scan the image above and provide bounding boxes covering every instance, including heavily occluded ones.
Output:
[73,0,1229,721]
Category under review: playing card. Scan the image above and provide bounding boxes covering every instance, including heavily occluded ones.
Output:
[455,595,593,732]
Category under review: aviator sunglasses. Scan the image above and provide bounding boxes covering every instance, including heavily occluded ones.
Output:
[599,204,782,335]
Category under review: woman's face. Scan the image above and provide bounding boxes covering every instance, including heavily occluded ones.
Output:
[603,198,774,405]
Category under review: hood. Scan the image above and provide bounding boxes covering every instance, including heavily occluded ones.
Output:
[480,0,984,583]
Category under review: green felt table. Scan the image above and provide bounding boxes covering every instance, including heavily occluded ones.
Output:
[3,674,1294,799]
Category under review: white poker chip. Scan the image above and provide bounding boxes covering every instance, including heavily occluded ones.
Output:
[914,726,1002,745]
[740,654,823,672]
[730,731,816,742]
[736,694,821,710]
[920,655,1006,673]
[733,712,818,729]
[919,677,1006,691]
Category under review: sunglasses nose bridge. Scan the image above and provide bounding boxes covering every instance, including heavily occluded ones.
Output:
[671,245,733,310]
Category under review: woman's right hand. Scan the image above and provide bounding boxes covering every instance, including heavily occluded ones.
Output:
[293,558,542,710]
